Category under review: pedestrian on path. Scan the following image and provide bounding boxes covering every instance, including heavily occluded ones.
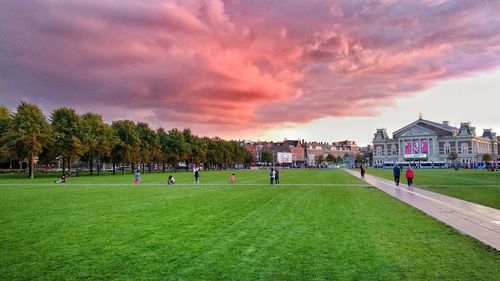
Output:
[393,164,401,186]
[405,166,414,187]
[360,164,366,178]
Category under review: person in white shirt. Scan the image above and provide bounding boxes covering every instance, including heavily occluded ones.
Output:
[167,175,175,185]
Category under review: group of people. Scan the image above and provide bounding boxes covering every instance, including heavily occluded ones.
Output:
[392,165,414,187]
[56,166,286,186]
[134,169,176,186]
[269,168,280,184]
[132,167,239,186]
[56,165,418,188]
[359,164,415,187]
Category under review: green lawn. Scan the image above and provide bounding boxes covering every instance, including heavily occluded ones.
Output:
[0,170,498,280]
[365,168,500,209]
[0,169,364,185]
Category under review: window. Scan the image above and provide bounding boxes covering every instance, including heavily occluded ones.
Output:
[391,145,397,156]
[461,144,468,154]
[376,146,382,156]
[445,146,450,155]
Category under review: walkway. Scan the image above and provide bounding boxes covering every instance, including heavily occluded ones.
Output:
[344,169,500,251]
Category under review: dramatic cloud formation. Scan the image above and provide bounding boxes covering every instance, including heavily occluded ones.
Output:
[1,0,499,137]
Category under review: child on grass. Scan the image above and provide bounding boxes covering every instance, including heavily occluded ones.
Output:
[55,174,66,184]
[134,170,141,186]
[167,175,175,185]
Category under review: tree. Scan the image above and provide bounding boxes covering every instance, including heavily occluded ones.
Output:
[243,149,253,168]
[51,108,87,175]
[326,154,335,164]
[182,128,193,171]
[261,151,273,166]
[205,137,224,169]
[482,153,493,162]
[136,122,159,173]
[448,151,458,168]
[316,155,325,166]
[1,102,52,179]
[191,136,208,167]
[111,120,141,174]
[82,112,116,176]
[222,140,234,168]
[0,106,14,165]
[165,128,189,171]
[0,105,11,133]
[157,127,169,172]
[182,129,208,170]
[355,153,364,164]
[227,142,251,168]
[230,141,247,168]
[336,156,343,163]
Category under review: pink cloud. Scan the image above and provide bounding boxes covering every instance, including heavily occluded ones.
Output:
[0,0,499,138]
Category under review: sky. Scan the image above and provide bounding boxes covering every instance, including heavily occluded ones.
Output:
[1,0,499,146]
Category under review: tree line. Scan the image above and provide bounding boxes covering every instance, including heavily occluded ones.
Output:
[0,102,253,179]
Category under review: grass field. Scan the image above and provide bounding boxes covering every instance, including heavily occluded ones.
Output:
[364,168,500,209]
[0,169,498,280]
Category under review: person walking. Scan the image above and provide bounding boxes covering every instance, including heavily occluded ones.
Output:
[274,169,280,184]
[405,166,414,187]
[360,164,366,178]
[393,164,401,186]
[269,168,275,185]
[230,173,236,184]
[194,169,200,184]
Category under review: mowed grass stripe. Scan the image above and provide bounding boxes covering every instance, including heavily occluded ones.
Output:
[0,170,498,280]
[0,169,365,185]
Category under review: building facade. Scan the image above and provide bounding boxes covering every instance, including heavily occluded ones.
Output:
[242,144,257,165]
[240,139,358,167]
[373,118,498,167]
[305,141,359,166]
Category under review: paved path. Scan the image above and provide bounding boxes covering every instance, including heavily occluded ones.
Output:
[344,169,500,251]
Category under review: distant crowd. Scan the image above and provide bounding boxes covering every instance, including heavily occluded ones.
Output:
[56,166,284,186]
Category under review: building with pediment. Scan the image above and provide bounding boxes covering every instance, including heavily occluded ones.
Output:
[372,117,498,167]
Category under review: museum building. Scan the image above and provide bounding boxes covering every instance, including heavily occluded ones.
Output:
[372,117,498,167]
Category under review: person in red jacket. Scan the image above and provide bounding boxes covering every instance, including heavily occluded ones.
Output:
[405,166,414,187]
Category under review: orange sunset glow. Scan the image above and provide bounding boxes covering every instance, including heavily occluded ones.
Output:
[1,0,499,144]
